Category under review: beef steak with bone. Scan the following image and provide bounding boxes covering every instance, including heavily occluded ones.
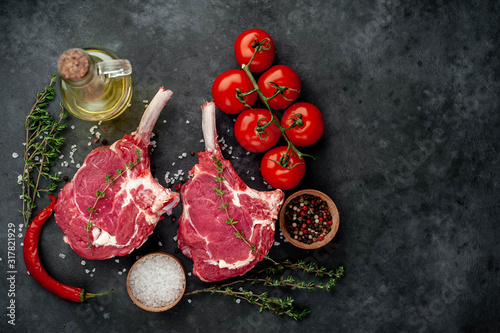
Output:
[55,88,180,260]
[177,102,284,282]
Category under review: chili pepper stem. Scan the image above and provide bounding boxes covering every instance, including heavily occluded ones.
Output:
[81,288,115,302]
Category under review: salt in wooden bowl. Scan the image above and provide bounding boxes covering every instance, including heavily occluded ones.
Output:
[126,252,186,312]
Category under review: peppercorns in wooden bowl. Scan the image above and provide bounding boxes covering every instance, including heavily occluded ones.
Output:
[279,189,339,249]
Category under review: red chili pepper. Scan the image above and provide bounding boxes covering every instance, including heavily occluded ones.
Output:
[23,196,113,302]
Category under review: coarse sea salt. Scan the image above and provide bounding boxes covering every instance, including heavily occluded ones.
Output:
[128,254,185,309]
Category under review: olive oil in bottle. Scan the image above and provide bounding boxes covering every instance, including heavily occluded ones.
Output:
[57,47,133,121]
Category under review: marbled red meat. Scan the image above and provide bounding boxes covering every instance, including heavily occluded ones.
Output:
[177,102,284,282]
[55,88,180,260]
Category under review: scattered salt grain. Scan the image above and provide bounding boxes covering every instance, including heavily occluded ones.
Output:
[158,241,163,246]
[90,274,94,277]
[103,313,110,319]
[274,241,280,246]
[187,272,192,277]
[89,125,98,134]
[172,162,176,166]
[71,125,75,129]
[12,152,19,158]
[98,121,102,126]
[118,271,123,275]
[185,120,190,124]
[163,120,167,123]
[128,254,185,309]
[85,269,90,274]
[59,154,64,159]
[122,268,127,272]
[88,142,92,146]
[246,151,251,155]
[143,100,149,103]
[59,253,66,259]
[76,163,81,168]
[199,139,204,143]
[188,299,192,303]
[182,152,187,157]
[115,259,120,263]
[81,260,86,265]
[17,174,22,184]
[173,235,178,241]
[250,177,255,181]
[92,268,96,272]
[236,299,241,304]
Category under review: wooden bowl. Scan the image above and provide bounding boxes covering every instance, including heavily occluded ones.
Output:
[126,252,186,312]
[279,189,339,250]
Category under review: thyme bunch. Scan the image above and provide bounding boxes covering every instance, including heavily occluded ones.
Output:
[205,157,344,319]
[186,261,344,320]
[85,149,142,254]
[20,75,68,226]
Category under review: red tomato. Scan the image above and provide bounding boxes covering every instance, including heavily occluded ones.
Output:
[234,109,281,153]
[257,65,301,109]
[260,146,306,190]
[281,102,324,146]
[212,69,257,114]
[234,29,275,73]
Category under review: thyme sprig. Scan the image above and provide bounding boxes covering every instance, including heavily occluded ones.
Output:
[20,74,68,226]
[85,149,142,254]
[205,157,344,319]
[186,260,344,320]
[212,155,277,263]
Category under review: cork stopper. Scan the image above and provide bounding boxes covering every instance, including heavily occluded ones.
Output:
[58,49,90,80]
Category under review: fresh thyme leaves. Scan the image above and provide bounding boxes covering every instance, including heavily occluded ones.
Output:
[207,156,344,319]
[186,261,344,320]
[20,74,68,226]
[85,148,142,254]
[212,155,259,255]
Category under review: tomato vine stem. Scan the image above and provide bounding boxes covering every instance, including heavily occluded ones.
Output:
[237,45,315,163]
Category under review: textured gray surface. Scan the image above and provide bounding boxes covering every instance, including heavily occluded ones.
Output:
[1,0,499,332]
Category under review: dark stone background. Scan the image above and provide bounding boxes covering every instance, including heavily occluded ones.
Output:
[1,0,499,332]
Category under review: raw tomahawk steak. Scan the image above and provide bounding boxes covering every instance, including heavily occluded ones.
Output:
[55,88,180,260]
[177,102,284,282]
